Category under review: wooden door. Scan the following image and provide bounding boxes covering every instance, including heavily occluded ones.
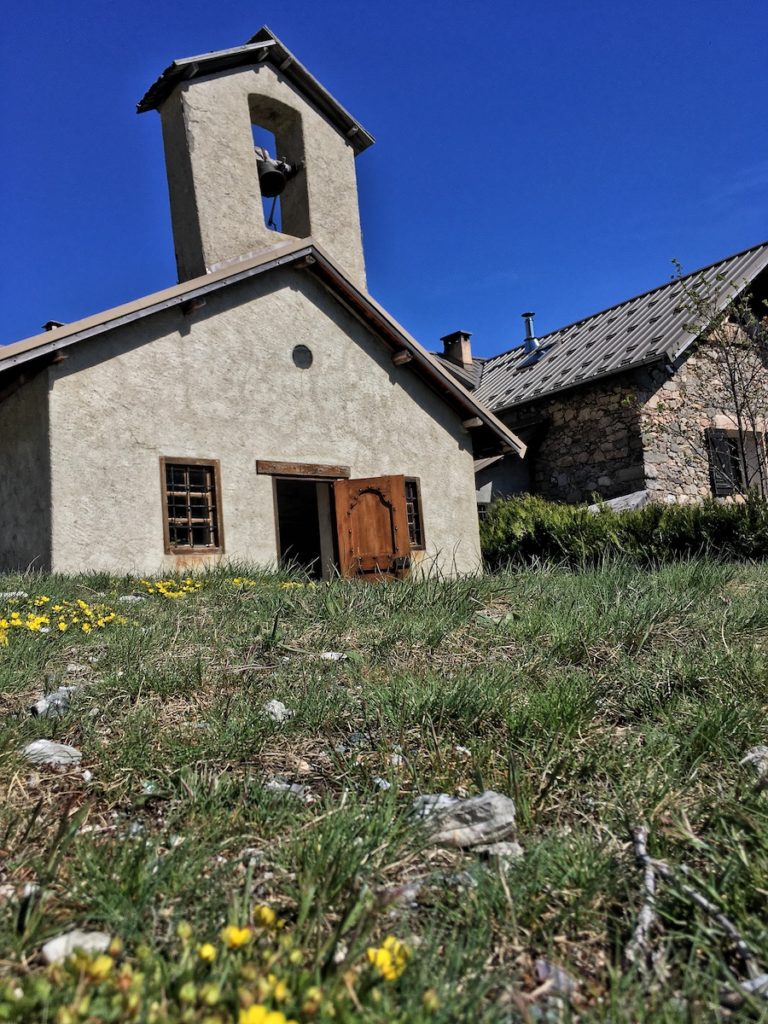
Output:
[332,475,411,579]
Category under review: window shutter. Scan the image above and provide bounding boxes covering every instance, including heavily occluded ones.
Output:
[707,429,734,496]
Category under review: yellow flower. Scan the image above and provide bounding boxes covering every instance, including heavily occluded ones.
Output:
[87,955,114,981]
[221,925,252,948]
[198,943,217,962]
[366,935,410,981]
[239,1008,268,1024]
[176,921,193,941]
[58,622,68,632]
[82,623,92,634]
[254,905,277,928]
[260,974,288,1002]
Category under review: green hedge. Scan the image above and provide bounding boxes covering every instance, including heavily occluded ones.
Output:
[479,492,768,568]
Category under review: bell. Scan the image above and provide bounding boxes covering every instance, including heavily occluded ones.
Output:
[257,158,287,198]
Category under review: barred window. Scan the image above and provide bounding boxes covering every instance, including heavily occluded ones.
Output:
[706,428,768,497]
[405,478,425,549]
[161,459,223,552]
[477,502,491,522]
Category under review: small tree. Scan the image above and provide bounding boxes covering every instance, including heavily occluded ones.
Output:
[671,261,768,497]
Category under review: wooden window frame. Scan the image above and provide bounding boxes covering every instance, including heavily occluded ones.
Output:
[160,457,225,555]
[404,477,426,550]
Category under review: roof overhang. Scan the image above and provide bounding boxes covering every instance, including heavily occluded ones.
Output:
[0,240,525,458]
[137,26,374,155]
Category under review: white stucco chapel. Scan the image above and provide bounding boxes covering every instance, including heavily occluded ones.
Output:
[0,28,522,578]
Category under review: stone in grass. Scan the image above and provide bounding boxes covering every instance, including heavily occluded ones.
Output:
[30,686,78,718]
[262,699,293,723]
[414,791,516,848]
[23,740,82,766]
[476,840,524,865]
[534,958,579,997]
[265,778,311,802]
[41,929,111,965]
[741,746,768,778]
[319,651,346,662]
[721,974,768,1009]
[118,594,146,604]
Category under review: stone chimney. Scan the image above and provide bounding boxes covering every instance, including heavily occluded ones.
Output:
[440,330,473,370]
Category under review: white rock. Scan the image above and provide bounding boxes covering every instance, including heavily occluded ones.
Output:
[30,686,78,718]
[413,793,458,817]
[0,591,27,600]
[741,974,768,996]
[476,840,524,863]
[320,651,346,661]
[535,958,579,996]
[118,594,145,604]
[741,746,768,777]
[414,790,517,848]
[373,776,391,791]
[265,778,311,801]
[65,663,90,676]
[82,769,93,783]
[263,699,293,723]
[388,753,404,767]
[454,745,471,756]
[23,740,82,766]
[41,929,111,965]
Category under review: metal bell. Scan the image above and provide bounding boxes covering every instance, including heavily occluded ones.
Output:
[257,158,287,198]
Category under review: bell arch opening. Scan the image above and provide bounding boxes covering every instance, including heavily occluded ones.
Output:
[248,95,310,241]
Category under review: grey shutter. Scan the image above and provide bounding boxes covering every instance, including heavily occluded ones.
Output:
[707,429,734,496]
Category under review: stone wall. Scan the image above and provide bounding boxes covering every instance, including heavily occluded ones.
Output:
[637,339,768,501]
[500,373,646,503]
[492,335,768,506]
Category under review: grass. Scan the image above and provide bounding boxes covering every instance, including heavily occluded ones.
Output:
[2,561,768,1021]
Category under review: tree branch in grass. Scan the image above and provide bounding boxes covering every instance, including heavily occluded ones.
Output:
[627,823,762,979]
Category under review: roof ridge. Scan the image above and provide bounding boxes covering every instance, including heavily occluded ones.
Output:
[484,237,768,365]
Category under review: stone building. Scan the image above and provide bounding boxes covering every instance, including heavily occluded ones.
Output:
[0,28,523,576]
[436,243,768,509]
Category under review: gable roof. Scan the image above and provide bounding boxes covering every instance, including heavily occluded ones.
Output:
[137,26,374,155]
[475,239,768,411]
[0,239,525,458]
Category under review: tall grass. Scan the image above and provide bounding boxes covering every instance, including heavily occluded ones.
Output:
[1,562,768,1020]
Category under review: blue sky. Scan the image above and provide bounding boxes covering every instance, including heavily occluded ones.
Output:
[1,0,766,357]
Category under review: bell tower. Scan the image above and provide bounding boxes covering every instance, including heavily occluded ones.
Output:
[138,27,374,289]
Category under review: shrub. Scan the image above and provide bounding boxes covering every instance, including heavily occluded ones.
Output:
[480,492,768,568]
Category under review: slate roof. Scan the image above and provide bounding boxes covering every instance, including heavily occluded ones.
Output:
[474,240,768,411]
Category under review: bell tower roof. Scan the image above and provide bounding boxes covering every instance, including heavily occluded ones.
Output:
[136,25,375,154]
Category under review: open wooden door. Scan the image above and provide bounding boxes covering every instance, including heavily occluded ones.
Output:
[332,475,411,579]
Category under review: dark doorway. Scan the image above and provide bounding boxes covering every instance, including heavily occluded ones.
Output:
[275,479,332,578]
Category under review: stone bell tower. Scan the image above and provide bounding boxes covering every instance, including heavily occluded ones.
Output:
[137,27,374,289]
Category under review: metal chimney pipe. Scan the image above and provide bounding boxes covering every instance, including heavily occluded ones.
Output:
[522,312,539,353]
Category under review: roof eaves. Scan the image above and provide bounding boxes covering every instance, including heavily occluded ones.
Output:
[136,26,375,154]
[0,239,314,374]
[303,248,526,457]
[0,240,524,458]
[491,350,666,413]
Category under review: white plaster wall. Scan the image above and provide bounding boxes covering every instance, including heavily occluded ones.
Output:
[47,268,481,576]
[159,64,366,288]
[0,373,51,571]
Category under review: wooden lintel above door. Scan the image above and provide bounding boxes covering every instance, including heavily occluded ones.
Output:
[256,460,351,479]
